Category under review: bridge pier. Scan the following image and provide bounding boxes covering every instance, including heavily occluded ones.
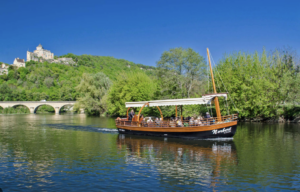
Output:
[29,107,35,114]
[54,107,60,114]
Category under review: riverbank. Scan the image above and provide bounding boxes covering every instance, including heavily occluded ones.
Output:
[242,116,300,123]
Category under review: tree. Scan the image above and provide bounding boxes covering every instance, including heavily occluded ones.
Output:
[44,77,54,88]
[214,49,300,119]
[156,47,206,99]
[74,72,112,116]
[17,67,29,80]
[107,71,157,116]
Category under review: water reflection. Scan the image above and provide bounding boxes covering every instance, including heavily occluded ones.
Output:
[117,134,238,188]
[0,114,299,191]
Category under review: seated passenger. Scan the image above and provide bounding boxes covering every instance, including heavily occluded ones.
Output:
[189,117,195,126]
[197,116,203,125]
[177,119,183,127]
[175,117,178,123]
[194,119,198,124]
[169,118,176,127]
[155,117,160,124]
[147,117,153,123]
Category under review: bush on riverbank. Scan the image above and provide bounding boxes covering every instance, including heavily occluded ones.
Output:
[35,105,55,113]
[214,49,300,120]
[0,106,30,114]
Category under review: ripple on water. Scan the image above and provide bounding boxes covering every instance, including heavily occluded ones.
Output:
[0,115,299,191]
[45,123,118,133]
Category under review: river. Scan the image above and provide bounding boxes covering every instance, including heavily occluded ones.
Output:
[0,114,299,191]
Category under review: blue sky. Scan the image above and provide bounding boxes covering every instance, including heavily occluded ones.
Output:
[0,0,299,66]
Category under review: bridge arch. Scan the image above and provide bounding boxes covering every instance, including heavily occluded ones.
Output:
[59,104,75,114]
[10,104,31,113]
[34,104,56,114]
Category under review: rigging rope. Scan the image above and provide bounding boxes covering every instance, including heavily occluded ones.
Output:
[205,102,209,114]
[209,51,240,113]
[209,101,212,116]
[225,96,230,115]
[207,59,210,94]
[213,68,228,115]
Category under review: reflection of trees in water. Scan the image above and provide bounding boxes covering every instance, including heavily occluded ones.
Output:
[117,135,238,187]
[233,123,300,188]
[0,116,120,186]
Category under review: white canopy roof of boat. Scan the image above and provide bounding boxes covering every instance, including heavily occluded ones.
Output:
[125,93,227,108]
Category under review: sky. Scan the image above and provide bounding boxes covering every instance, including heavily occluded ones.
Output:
[0,0,299,66]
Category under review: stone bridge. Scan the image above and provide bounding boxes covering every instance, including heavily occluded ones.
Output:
[0,101,76,114]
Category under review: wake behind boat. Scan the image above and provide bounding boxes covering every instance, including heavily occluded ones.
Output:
[115,48,238,139]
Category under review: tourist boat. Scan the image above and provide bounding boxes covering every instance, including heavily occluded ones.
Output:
[115,48,238,139]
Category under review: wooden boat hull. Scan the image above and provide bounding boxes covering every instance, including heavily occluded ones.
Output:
[116,121,237,139]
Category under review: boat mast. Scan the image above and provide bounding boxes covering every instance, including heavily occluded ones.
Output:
[206,48,222,121]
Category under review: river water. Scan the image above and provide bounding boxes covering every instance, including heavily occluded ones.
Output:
[0,114,299,191]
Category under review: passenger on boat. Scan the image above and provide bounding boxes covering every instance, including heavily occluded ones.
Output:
[197,116,203,126]
[205,112,211,118]
[194,118,198,125]
[147,117,153,123]
[212,119,215,124]
[177,119,183,127]
[128,110,135,121]
[189,117,195,126]
[155,117,160,126]
[169,118,176,127]
[141,116,147,127]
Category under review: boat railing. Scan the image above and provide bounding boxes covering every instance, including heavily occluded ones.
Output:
[115,114,238,127]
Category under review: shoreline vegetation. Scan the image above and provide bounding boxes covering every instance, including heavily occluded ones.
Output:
[0,48,299,123]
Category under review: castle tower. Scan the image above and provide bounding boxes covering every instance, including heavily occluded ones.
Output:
[36,44,43,50]
[27,51,32,62]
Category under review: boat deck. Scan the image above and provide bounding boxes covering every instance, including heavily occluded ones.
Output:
[116,114,238,127]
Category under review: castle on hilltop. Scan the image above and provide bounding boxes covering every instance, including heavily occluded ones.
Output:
[0,44,76,76]
[27,44,75,65]
[27,44,54,61]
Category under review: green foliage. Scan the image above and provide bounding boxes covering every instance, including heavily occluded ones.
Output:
[155,47,207,117]
[1,48,299,119]
[74,72,112,116]
[17,67,29,80]
[1,106,30,114]
[107,71,157,116]
[214,49,300,119]
[156,47,207,99]
[0,55,153,103]
[35,105,55,113]
[60,54,156,80]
